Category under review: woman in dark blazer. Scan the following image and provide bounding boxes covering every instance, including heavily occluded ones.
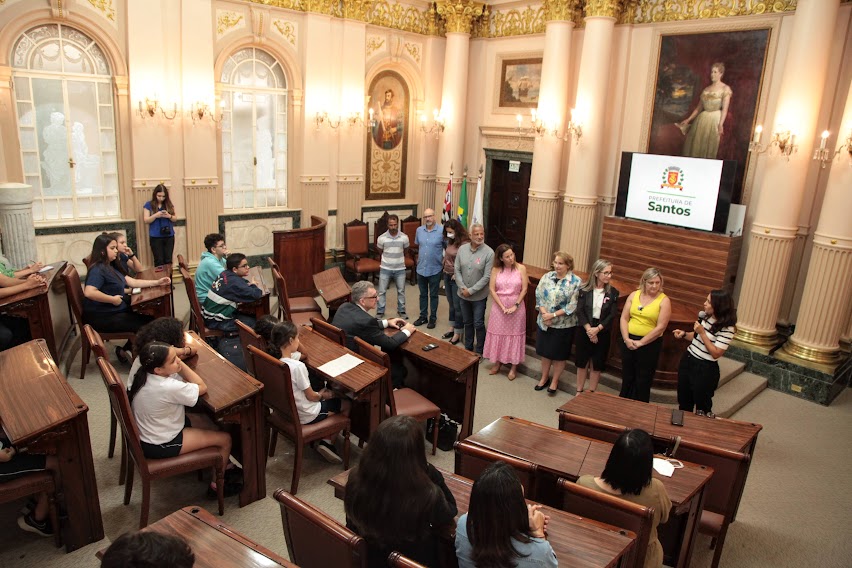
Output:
[575,259,619,393]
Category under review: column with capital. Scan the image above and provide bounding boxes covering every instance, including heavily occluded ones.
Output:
[434,1,484,213]
[734,0,840,347]
[557,0,622,272]
[522,0,577,268]
[782,84,852,364]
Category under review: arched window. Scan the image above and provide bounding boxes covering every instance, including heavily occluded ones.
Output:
[220,47,288,210]
[12,24,119,222]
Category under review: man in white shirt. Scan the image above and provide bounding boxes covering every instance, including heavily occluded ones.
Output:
[375,214,410,319]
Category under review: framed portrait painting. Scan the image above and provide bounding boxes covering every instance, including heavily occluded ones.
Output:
[646,28,772,205]
[498,56,543,109]
[366,70,409,200]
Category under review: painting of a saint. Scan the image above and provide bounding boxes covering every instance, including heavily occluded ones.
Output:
[366,71,409,199]
[647,29,771,204]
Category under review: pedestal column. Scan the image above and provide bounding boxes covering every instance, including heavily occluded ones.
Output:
[783,85,852,364]
[523,0,576,267]
[558,4,620,271]
[0,183,36,267]
[735,0,839,346]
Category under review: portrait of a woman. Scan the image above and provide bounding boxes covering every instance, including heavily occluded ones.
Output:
[677,62,732,159]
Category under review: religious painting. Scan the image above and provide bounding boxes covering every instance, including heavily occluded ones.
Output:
[366,71,409,200]
[498,57,542,109]
[647,29,771,204]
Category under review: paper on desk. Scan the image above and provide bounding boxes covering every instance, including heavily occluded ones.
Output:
[653,458,675,477]
[317,353,363,377]
[38,265,54,273]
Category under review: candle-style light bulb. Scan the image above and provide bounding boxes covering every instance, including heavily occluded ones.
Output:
[820,130,829,150]
[531,109,537,122]
[516,114,522,126]
[753,124,763,143]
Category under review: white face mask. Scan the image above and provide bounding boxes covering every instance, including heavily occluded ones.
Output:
[446,232,455,239]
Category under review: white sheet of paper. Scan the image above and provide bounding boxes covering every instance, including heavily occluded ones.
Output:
[653,458,675,477]
[38,265,54,273]
[317,353,363,377]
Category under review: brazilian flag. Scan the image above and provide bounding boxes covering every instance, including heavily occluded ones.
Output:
[457,177,468,227]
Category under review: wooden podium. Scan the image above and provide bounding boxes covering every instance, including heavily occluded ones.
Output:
[273,216,327,297]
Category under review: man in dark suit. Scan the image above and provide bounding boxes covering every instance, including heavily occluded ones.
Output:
[332,281,416,387]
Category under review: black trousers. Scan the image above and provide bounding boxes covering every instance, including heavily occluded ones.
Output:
[619,334,663,403]
[0,315,31,352]
[86,309,154,350]
[677,351,721,413]
[149,236,175,267]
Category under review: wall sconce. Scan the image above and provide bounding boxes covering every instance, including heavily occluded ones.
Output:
[832,128,852,166]
[812,130,832,168]
[516,110,549,138]
[315,111,341,130]
[748,125,797,160]
[562,109,583,145]
[189,101,220,125]
[419,109,445,138]
[137,97,177,120]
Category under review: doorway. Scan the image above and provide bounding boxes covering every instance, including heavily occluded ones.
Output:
[484,150,532,261]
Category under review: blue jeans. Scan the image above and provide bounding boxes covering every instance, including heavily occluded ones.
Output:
[377,268,407,315]
[417,272,442,322]
[459,297,487,354]
[443,273,463,332]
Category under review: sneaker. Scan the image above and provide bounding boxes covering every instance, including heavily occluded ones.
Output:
[316,441,343,464]
[376,312,385,318]
[413,317,428,326]
[114,346,131,366]
[427,321,436,329]
[398,312,409,320]
[17,513,52,537]
[19,497,37,516]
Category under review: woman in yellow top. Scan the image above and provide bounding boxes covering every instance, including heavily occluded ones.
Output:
[619,268,671,402]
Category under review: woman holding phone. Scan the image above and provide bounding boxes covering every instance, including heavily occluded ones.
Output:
[143,184,176,267]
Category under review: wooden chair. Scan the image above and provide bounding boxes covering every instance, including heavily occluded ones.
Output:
[453,440,539,500]
[179,266,224,342]
[177,254,190,273]
[343,219,380,282]
[387,552,428,568]
[60,263,136,380]
[271,265,323,326]
[268,258,321,319]
[674,438,751,568]
[556,477,654,568]
[81,254,93,269]
[0,471,62,548]
[371,211,390,253]
[310,317,345,346]
[274,489,368,568]
[97,357,225,528]
[354,337,440,455]
[401,215,421,285]
[83,324,127,484]
[235,319,266,376]
[248,346,351,494]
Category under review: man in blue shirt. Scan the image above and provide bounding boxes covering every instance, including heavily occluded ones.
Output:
[413,208,444,329]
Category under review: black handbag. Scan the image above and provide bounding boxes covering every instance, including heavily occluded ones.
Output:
[426,413,459,452]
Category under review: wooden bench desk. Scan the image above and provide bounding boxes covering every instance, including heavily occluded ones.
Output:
[461,416,712,568]
[0,339,103,552]
[328,467,636,568]
[96,506,296,567]
[238,266,271,320]
[0,260,66,360]
[132,264,174,318]
[183,331,266,507]
[385,328,480,440]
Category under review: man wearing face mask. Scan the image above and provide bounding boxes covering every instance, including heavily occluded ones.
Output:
[413,209,444,329]
[454,224,494,355]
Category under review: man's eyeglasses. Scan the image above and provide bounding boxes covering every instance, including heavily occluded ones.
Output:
[363,295,378,300]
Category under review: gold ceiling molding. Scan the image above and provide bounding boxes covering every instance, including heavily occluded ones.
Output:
[629,0,798,23]
[436,1,485,34]
[543,0,582,22]
[473,5,546,38]
[369,1,441,35]
[584,0,622,18]
[343,0,373,20]
[87,0,116,21]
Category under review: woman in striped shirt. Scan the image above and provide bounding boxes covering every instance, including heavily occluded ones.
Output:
[673,289,737,414]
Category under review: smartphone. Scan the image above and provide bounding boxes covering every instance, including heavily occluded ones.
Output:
[422,343,438,352]
[131,287,142,294]
[671,409,684,426]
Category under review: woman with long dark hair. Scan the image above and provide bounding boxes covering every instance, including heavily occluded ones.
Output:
[125,317,198,388]
[674,289,737,414]
[575,259,619,394]
[143,184,176,266]
[442,219,469,345]
[344,415,457,567]
[455,461,557,567]
[577,429,671,568]
[83,233,171,363]
[483,244,528,380]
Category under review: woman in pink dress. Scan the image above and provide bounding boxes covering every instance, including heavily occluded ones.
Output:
[483,244,528,380]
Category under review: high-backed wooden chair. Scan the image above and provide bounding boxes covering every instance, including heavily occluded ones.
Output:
[248,346,350,494]
[235,319,266,376]
[372,212,415,284]
[275,489,368,568]
[60,263,135,380]
[83,324,126,483]
[176,254,190,273]
[179,266,224,342]
[401,215,421,285]
[453,440,539,500]
[97,357,224,528]
[371,211,390,252]
[675,438,750,568]
[556,477,654,568]
[81,255,93,269]
[354,337,440,454]
[310,317,345,346]
[271,265,323,326]
[343,219,380,282]
[0,471,62,548]
[387,552,428,568]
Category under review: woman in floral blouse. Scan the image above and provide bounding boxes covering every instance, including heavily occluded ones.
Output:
[533,251,581,395]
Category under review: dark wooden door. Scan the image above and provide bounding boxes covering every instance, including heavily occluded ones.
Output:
[486,160,532,261]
